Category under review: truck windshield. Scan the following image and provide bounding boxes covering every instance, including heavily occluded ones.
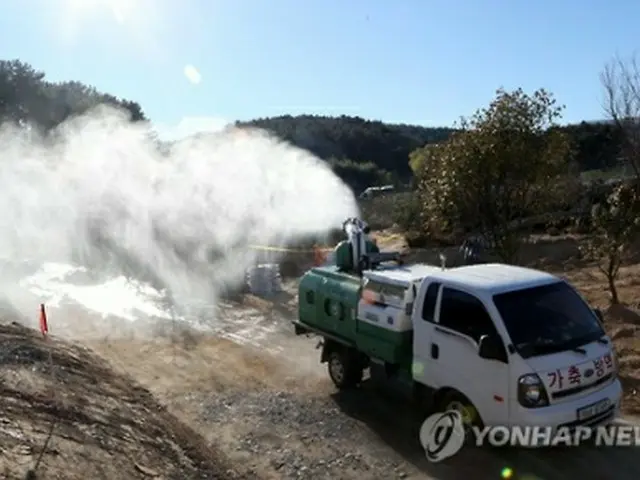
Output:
[492,281,605,358]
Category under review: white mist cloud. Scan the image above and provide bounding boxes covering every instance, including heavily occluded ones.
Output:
[155,116,230,142]
[183,64,202,84]
[0,105,358,335]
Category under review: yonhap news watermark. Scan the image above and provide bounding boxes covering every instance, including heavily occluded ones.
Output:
[419,410,640,462]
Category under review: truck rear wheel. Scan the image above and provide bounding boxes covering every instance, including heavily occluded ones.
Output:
[328,350,363,389]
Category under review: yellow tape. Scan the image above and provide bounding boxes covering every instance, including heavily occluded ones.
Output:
[248,245,333,253]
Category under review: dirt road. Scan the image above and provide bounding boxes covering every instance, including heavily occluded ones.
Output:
[83,285,640,480]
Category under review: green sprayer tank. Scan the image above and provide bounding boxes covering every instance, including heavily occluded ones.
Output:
[298,265,361,342]
[298,233,380,341]
[297,231,411,365]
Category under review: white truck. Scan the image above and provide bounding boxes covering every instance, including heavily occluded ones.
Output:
[294,220,622,435]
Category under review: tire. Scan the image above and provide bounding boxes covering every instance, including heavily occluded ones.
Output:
[439,391,483,446]
[327,350,363,389]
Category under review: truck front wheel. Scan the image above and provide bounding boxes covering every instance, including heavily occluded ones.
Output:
[439,391,483,446]
[328,350,363,389]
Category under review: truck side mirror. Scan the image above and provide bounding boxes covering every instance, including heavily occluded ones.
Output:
[478,334,505,362]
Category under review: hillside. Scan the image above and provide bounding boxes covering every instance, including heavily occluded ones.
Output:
[0,322,242,480]
[238,115,625,193]
[0,60,145,129]
[237,114,455,192]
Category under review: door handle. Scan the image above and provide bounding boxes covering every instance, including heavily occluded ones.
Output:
[431,343,439,359]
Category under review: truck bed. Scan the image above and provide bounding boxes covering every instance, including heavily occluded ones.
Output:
[292,318,354,347]
[294,315,413,369]
[297,266,414,366]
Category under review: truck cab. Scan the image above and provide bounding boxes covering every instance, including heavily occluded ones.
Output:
[411,263,621,431]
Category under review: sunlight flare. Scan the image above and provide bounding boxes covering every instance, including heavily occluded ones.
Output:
[184,65,202,85]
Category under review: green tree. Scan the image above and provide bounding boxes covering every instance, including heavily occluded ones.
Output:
[0,60,46,124]
[578,55,640,305]
[414,88,573,262]
[580,183,640,304]
[0,59,146,129]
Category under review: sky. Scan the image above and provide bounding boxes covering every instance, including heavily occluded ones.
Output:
[1,0,639,139]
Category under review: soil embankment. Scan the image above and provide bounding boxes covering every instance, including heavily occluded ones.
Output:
[0,322,245,480]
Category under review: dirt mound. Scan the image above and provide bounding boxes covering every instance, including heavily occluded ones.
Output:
[0,322,243,480]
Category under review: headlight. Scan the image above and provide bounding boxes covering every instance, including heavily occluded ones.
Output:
[518,374,549,408]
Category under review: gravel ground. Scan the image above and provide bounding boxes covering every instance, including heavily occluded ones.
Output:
[193,380,640,480]
[201,389,412,480]
[180,372,640,480]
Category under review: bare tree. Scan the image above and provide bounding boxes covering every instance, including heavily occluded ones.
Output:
[586,54,640,305]
[601,53,640,182]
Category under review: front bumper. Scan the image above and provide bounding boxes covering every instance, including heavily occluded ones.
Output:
[513,378,622,435]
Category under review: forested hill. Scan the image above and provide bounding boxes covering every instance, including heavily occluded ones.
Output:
[237,115,455,191]
[238,115,625,193]
[0,59,145,130]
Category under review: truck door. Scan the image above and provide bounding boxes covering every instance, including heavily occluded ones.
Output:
[430,286,510,426]
[412,281,441,388]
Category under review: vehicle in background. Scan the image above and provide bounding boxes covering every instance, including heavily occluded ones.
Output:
[359,185,395,199]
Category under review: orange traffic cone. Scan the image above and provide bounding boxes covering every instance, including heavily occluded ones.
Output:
[39,304,48,337]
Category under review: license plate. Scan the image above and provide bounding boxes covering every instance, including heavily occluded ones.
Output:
[577,398,611,421]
